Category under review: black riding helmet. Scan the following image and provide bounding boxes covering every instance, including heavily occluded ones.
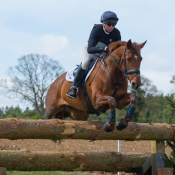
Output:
[100,11,119,24]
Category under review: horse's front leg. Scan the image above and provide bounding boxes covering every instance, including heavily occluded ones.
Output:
[116,93,138,131]
[95,92,117,132]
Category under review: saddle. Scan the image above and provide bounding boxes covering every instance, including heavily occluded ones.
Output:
[73,58,97,77]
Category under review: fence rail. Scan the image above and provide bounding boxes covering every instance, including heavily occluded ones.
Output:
[0,118,174,174]
[0,118,174,141]
[0,150,150,172]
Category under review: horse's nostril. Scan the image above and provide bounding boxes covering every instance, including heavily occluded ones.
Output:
[132,82,136,89]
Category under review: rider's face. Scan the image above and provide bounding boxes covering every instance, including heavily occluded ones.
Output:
[103,23,116,33]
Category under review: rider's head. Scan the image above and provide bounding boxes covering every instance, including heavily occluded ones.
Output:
[100,11,119,33]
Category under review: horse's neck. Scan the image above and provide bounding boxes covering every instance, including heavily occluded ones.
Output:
[103,50,124,80]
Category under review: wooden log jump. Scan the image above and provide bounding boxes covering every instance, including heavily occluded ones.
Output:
[0,150,150,172]
[0,119,173,174]
[0,118,174,141]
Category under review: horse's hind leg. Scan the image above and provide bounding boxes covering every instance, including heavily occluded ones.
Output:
[46,116,52,119]
[50,106,69,120]
[46,110,63,120]
[47,105,89,121]
[58,106,72,120]
[67,106,89,121]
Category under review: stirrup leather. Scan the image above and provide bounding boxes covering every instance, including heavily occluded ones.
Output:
[66,86,78,99]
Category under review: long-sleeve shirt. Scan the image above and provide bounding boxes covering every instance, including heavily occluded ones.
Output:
[87,24,121,54]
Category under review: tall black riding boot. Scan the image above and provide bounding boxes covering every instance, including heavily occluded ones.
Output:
[66,67,86,99]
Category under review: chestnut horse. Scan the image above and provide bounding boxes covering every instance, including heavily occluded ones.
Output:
[45,39,146,131]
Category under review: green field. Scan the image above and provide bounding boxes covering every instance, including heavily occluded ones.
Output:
[7,171,96,175]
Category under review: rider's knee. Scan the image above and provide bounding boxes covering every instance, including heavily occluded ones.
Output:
[81,61,89,70]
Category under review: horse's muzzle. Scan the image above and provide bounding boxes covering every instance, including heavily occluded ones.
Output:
[131,82,139,89]
[132,82,136,89]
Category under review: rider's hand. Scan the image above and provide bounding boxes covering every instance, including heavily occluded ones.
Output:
[103,46,109,53]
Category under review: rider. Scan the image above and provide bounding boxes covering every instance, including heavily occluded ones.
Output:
[67,11,121,99]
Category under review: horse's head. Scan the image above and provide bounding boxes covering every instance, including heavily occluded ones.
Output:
[109,39,147,89]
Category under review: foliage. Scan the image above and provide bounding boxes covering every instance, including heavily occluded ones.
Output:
[7,171,92,175]
[0,54,64,118]
[163,91,175,173]
[165,141,175,174]
[0,106,40,119]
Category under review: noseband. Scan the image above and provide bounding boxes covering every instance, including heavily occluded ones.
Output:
[99,46,140,97]
[108,47,140,82]
[121,47,140,80]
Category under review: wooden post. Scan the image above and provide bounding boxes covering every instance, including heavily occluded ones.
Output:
[136,141,166,175]
[0,167,7,175]
[151,141,165,154]
[151,141,165,175]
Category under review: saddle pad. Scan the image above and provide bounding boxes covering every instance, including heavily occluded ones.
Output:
[65,69,74,82]
[66,58,99,82]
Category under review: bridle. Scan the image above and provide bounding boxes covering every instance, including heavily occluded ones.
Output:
[109,47,140,82]
[101,46,140,97]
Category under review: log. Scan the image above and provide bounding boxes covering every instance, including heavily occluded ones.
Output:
[0,167,6,175]
[157,168,173,175]
[0,150,150,172]
[0,118,174,141]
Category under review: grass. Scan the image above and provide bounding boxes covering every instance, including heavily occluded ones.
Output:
[7,171,96,175]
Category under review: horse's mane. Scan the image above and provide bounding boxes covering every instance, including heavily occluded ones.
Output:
[109,40,140,53]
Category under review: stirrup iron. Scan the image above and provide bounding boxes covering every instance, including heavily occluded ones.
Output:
[66,86,79,99]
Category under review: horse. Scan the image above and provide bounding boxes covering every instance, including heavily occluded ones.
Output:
[45,39,147,131]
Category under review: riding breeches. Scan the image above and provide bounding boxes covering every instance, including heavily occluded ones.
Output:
[81,42,107,70]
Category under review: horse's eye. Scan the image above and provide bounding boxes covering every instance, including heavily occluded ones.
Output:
[127,58,131,61]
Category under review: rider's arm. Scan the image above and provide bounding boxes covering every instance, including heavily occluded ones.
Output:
[87,38,104,54]
[87,25,104,54]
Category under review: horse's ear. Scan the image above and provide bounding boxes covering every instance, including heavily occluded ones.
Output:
[138,40,147,49]
[126,39,132,49]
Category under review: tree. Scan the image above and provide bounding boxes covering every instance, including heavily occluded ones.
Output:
[129,75,158,122]
[0,54,64,118]
[164,95,175,174]
[0,107,5,118]
[170,75,175,85]
[5,106,22,118]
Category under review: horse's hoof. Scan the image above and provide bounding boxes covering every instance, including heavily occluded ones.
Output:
[104,121,114,132]
[116,118,128,131]
[46,116,52,119]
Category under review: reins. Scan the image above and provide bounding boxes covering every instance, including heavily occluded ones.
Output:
[101,58,126,97]
[89,46,140,97]
[89,56,104,86]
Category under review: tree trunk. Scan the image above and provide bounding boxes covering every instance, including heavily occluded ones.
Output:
[0,150,150,172]
[0,118,174,141]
